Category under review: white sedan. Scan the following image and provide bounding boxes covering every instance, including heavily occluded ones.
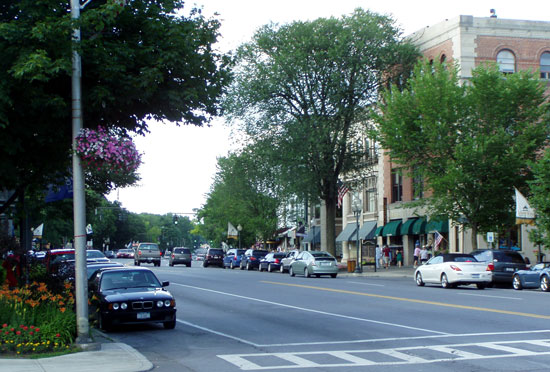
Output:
[414,253,492,289]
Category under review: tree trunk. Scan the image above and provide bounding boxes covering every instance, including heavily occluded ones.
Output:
[324,198,337,257]
[470,224,479,251]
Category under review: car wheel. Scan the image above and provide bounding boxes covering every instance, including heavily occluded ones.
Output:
[441,273,451,289]
[304,267,310,278]
[476,283,486,290]
[268,264,273,272]
[289,266,295,277]
[99,314,111,332]
[512,275,523,290]
[135,261,140,266]
[169,262,174,267]
[415,272,425,286]
[246,262,251,270]
[240,263,245,270]
[280,265,285,273]
[541,275,550,292]
[163,320,176,330]
[331,274,337,278]
[258,264,263,272]
[230,262,235,269]
[186,263,191,268]
[203,262,208,268]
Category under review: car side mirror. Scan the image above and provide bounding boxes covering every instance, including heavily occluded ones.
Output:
[162,281,170,287]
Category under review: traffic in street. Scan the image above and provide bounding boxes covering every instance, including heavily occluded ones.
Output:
[103,257,550,372]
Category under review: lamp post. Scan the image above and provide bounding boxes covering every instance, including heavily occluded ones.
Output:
[352,191,362,273]
[310,218,316,251]
[237,224,242,249]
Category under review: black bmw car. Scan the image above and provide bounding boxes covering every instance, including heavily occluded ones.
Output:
[89,267,176,331]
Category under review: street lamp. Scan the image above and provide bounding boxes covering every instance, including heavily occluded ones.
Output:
[352,191,362,273]
[237,224,242,249]
[310,218,316,251]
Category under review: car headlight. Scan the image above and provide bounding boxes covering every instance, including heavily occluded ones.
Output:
[113,303,119,310]
[120,302,128,310]
[164,299,171,307]
[157,300,164,308]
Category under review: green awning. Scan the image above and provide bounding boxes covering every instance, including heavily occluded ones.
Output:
[358,221,377,240]
[400,218,418,235]
[336,223,358,242]
[412,218,427,235]
[382,220,402,237]
[374,226,384,237]
[426,219,449,233]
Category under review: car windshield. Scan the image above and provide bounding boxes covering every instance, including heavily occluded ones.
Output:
[101,270,161,290]
[493,251,525,263]
[443,254,477,262]
[174,248,187,254]
[87,251,106,258]
[253,251,268,257]
[274,253,286,258]
[311,252,333,258]
[139,244,159,251]
[209,249,223,255]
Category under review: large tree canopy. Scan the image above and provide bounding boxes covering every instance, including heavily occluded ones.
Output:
[374,61,550,248]
[0,0,230,201]
[223,8,418,255]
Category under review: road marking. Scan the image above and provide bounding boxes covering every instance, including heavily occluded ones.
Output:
[218,339,550,370]
[172,282,448,335]
[176,319,259,347]
[347,281,385,287]
[457,292,522,300]
[261,281,550,319]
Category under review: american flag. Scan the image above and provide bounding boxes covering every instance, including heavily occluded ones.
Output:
[434,231,443,250]
[337,180,349,208]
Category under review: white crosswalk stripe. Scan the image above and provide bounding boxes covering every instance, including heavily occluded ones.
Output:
[218,338,550,370]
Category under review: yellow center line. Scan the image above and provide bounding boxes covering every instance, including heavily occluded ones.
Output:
[261,281,550,320]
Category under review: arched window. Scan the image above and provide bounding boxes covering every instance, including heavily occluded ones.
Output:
[497,50,515,74]
[440,54,447,70]
[541,52,550,79]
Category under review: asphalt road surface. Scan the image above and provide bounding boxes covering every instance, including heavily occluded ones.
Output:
[105,258,550,371]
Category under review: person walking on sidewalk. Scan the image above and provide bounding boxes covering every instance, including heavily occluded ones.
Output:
[383,245,390,269]
[396,250,403,267]
[375,245,382,269]
[413,242,421,268]
[420,245,429,264]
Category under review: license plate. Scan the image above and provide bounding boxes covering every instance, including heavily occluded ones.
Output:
[321,262,331,266]
[137,312,150,319]
[506,268,515,272]
[471,274,480,278]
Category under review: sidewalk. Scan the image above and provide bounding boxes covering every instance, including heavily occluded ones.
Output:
[0,331,152,372]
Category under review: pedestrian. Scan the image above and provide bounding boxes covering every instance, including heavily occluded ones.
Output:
[413,242,421,268]
[420,245,429,264]
[396,250,403,268]
[375,245,382,269]
[383,244,390,269]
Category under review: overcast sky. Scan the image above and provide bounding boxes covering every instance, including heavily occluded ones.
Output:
[107,0,550,216]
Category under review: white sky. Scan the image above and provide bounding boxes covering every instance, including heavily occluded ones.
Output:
[107,0,550,216]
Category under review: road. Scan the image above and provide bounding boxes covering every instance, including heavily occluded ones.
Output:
[105,258,550,371]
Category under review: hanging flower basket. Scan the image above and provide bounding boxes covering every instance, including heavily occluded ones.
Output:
[75,127,142,189]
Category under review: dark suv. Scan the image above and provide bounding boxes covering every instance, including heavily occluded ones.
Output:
[471,249,527,286]
[203,248,224,268]
[240,249,269,270]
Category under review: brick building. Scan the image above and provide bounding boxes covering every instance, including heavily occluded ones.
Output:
[336,14,550,267]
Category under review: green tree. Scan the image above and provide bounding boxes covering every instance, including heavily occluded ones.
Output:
[0,0,231,210]
[198,149,279,248]
[528,150,550,251]
[223,9,418,255]
[374,61,550,249]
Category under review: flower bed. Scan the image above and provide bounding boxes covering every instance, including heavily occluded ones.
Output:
[0,281,76,355]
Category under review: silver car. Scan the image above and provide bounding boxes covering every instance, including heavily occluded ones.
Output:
[169,247,192,267]
[289,251,338,278]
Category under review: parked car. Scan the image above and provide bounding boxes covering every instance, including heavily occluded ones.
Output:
[414,253,492,289]
[512,262,550,290]
[169,247,192,267]
[280,250,300,273]
[203,248,224,268]
[134,242,162,267]
[289,251,338,278]
[471,249,528,286]
[223,249,246,269]
[116,249,134,259]
[104,250,115,259]
[87,262,125,280]
[259,252,287,272]
[194,248,207,261]
[240,249,269,271]
[86,249,110,263]
[89,266,176,331]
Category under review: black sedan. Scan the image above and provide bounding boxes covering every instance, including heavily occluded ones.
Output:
[512,262,550,290]
[259,252,287,272]
[89,267,176,331]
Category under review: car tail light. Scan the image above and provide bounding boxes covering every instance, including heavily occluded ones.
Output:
[138,250,142,256]
[274,259,280,264]
[487,263,494,271]
[233,256,237,261]
[450,265,462,271]
[250,257,256,261]
[206,255,212,259]
[311,260,317,266]
[171,254,175,259]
